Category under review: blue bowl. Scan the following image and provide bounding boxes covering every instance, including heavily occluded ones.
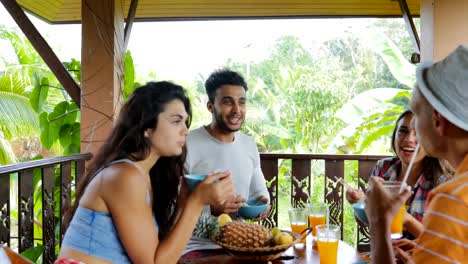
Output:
[238,199,268,219]
[352,202,369,226]
[184,174,208,191]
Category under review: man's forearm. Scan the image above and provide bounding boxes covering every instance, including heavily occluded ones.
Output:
[370,222,396,264]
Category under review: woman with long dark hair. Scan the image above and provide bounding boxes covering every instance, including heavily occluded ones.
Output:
[346,110,453,238]
[56,81,234,264]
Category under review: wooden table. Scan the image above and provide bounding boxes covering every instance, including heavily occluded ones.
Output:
[180,235,367,264]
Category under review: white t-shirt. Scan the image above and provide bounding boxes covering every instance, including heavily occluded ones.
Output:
[185,126,269,200]
[183,126,269,253]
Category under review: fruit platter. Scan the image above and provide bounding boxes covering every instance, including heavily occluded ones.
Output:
[212,214,302,261]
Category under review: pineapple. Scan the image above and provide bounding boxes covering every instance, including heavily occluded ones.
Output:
[217,221,273,248]
[192,208,219,239]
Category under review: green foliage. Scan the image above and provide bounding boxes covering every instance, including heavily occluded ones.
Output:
[62,58,81,81]
[362,30,415,89]
[20,244,44,262]
[38,101,79,154]
[0,91,39,140]
[0,135,17,164]
[30,73,50,113]
[123,51,136,100]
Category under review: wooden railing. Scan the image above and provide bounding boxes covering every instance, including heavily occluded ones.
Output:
[0,153,92,264]
[0,152,389,262]
[259,153,390,252]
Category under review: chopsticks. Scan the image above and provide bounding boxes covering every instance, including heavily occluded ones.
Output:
[333,176,354,190]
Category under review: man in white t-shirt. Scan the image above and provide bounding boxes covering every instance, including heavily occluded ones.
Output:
[182,69,270,255]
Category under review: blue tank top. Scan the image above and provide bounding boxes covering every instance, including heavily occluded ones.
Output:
[61,159,157,263]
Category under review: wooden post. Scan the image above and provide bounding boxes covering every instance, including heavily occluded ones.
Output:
[433,0,468,61]
[81,0,125,156]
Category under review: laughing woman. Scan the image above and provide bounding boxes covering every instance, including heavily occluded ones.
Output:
[346,110,453,238]
[56,82,234,264]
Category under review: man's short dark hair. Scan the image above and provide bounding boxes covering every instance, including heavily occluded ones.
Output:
[205,69,248,102]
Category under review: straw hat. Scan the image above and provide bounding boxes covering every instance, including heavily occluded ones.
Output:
[416,45,468,131]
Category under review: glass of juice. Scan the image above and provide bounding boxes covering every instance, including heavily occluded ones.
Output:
[308,203,328,236]
[288,207,308,243]
[382,181,405,239]
[316,224,340,264]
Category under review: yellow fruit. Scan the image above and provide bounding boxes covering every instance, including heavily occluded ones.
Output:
[271,227,281,237]
[274,232,293,245]
[218,214,232,227]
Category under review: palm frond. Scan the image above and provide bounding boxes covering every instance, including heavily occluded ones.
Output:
[0,133,18,165]
[0,28,41,65]
[0,91,39,139]
[0,66,34,95]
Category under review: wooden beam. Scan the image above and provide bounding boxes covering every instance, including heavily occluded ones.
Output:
[124,0,138,51]
[397,0,421,59]
[0,0,81,107]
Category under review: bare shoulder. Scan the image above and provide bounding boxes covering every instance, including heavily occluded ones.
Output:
[99,163,148,198]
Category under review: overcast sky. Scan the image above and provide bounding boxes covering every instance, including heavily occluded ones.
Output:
[1,6,372,81]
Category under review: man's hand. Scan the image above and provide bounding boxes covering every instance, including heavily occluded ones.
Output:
[393,239,416,263]
[211,195,246,216]
[365,177,412,264]
[365,177,411,226]
[252,195,271,220]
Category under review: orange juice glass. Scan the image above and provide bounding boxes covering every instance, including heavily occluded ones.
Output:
[288,208,308,243]
[383,181,405,239]
[308,203,328,236]
[316,224,340,264]
[390,205,405,239]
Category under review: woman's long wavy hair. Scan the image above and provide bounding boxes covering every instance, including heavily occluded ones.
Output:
[64,81,192,239]
[391,110,452,184]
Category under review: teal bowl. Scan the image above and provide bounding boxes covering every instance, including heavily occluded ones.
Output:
[238,199,268,219]
[352,202,369,226]
[184,174,208,191]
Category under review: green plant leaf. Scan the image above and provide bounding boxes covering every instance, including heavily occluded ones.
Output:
[59,124,72,148]
[123,50,135,100]
[363,30,416,88]
[0,134,18,165]
[30,73,49,113]
[0,91,39,139]
[39,112,53,149]
[64,143,80,155]
[64,102,79,125]
[20,244,44,262]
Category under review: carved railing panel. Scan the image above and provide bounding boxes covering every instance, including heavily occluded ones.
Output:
[291,159,310,208]
[42,166,56,264]
[260,158,278,228]
[0,173,10,246]
[18,170,34,252]
[356,160,377,252]
[0,153,92,260]
[324,160,345,239]
[60,162,72,243]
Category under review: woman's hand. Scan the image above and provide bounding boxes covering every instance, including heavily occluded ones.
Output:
[193,171,234,207]
[403,211,423,238]
[177,176,190,206]
[345,188,365,204]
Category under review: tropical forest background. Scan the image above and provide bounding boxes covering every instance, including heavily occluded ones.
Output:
[0,17,417,261]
